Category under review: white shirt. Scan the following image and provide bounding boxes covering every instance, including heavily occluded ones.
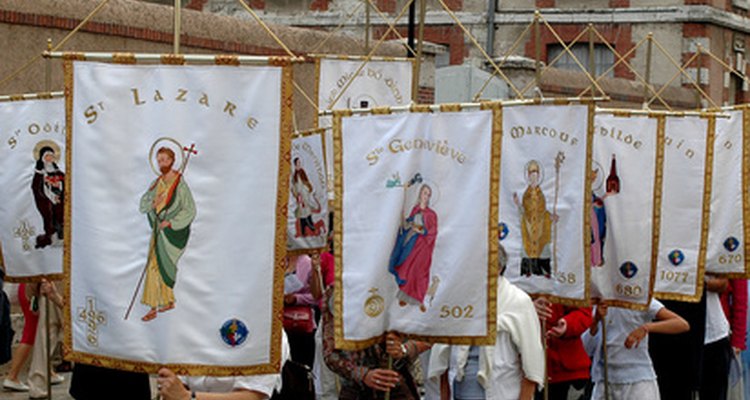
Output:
[181,332,291,398]
[585,300,662,384]
[428,277,545,400]
[704,290,730,344]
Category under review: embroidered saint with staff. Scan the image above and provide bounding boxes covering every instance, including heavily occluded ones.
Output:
[131,139,197,322]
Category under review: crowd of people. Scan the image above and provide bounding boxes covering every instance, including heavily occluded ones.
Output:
[1,216,749,400]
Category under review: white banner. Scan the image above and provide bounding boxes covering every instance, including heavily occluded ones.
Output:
[317,58,413,199]
[654,116,713,302]
[590,113,663,309]
[0,98,65,282]
[65,61,291,375]
[706,109,748,277]
[500,104,593,304]
[333,106,500,349]
[287,133,328,252]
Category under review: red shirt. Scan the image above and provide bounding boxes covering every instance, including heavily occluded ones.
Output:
[721,279,748,350]
[544,304,593,383]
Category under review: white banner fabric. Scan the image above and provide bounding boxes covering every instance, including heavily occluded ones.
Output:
[706,109,749,277]
[287,133,329,252]
[654,116,713,302]
[318,58,413,199]
[590,114,663,309]
[334,107,499,350]
[0,98,65,282]
[500,104,593,305]
[65,61,290,375]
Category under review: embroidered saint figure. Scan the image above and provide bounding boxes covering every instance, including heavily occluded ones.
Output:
[514,160,558,278]
[138,146,196,322]
[291,157,325,237]
[31,140,65,249]
[388,177,438,312]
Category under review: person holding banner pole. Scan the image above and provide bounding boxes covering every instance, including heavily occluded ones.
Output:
[157,332,290,400]
[321,286,430,399]
[27,279,64,400]
[532,298,592,400]
[701,274,733,400]
[427,244,545,400]
[585,302,689,400]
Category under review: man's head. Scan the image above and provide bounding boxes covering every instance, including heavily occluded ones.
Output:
[527,160,540,187]
[156,147,176,175]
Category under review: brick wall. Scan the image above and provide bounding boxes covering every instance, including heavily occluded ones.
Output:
[525,23,635,80]
[0,9,289,55]
[374,25,465,65]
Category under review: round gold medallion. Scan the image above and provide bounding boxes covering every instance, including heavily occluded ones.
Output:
[364,288,385,318]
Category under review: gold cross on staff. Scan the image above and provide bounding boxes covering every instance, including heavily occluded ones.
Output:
[77,296,107,347]
[13,220,36,251]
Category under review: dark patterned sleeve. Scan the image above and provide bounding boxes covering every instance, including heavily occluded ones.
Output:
[321,287,370,385]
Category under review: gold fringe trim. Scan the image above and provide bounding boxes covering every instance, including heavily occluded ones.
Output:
[160,54,185,65]
[214,55,240,66]
[111,53,137,64]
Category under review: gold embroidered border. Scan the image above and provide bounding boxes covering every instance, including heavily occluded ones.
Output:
[62,59,75,369]
[647,116,666,303]
[333,105,501,350]
[583,103,594,305]
[61,60,289,376]
[332,109,351,350]
[743,108,750,278]
[62,350,281,376]
[482,101,501,346]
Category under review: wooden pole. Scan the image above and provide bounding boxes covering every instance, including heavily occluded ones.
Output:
[602,314,611,400]
[695,46,703,108]
[534,11,542,95]
[364,0,370,53]
[643,33,653,108]
[588,24,595,96]
[542,318,549,400]
[173,0,181,54]
[44,38,53,400]
[412,0,426,103]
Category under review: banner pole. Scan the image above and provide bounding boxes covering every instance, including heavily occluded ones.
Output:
[602,314,610,400]
[588,25,595,96]
[412,0,426,103]
[174,0,181,54]
[364,0,370,53]
[534,10,541,95]
[44,38,53,400]
[384,353,393,400]
[542,318,549,400]
[643,33,653,108]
